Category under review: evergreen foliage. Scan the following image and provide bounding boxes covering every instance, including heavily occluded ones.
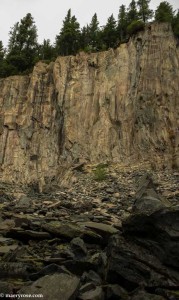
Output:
[137,0,153,22]
[127,0,139,23]
[6,13,38,75]
[55,9,81,56]
[155,1,174,22]
[38,39,55,61]
[172,10,179,37]
[80,25,91,51]
[117,5,128,42]
[127,19,145,35]
[0,1,178,78]
[88,13,101,51]
[102,14,117,49]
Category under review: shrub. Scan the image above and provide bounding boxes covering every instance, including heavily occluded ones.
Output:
[93,164,107,181]
[127,20,145,36]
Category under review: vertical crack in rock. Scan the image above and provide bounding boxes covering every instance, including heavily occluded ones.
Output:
[0,126,9,166]
[0,23,178,184]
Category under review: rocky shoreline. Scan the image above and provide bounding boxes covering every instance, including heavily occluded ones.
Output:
[0,165,178,299]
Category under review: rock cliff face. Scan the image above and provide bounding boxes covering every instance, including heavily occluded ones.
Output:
[0,23,178,185]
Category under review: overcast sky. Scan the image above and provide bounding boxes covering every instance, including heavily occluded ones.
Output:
[0,0,178,47]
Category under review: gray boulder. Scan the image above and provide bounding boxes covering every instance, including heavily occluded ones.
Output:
[19,273,80,300]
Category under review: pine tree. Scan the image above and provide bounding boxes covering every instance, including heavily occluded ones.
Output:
[38,39,55,61]
[0,41,4,61]
[155,1,174,23]
[6,13,38,74]
[102,14,117,49]
[172,9,179,37]
[8,22,19,52]
[80,25,91,51]
[88,13,101,51]
[117,5,128,41]
[127,0,139,23]
[55,9,81,56]
[0,41,5,77]
[137,0,153,23]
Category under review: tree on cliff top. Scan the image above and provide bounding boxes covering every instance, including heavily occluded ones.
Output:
[137,0,153,22]
[88,13,101,51]
[101,14,117,49]
[6,13,38,74]
[155,1,174,22]
[127,0,139,23]
[55,9,81,56]
[117,5,128,42]
[0,41,6,77]
[172,10,179,37]
[38,39,55,61]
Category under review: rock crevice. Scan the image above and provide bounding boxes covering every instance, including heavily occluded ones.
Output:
[0,23,178,184]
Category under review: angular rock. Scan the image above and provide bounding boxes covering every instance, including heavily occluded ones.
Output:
[0,262,29,279]
[29,264,71,281]
[133,174,171,214]
[78,286,104,300]
[0,244,18,255]
[15,196,32,208]
[42,221,102,244]
[70,237,88,258]
[106,284,129,300]
[80,282,96,294]
[106,233,178,294]
[81,270,102,285]
[20,273,80,300]
[41,221,84,239]
[123,208,179,269]
[80,222,118,243]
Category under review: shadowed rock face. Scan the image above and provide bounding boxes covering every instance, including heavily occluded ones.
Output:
[0,23,178,185]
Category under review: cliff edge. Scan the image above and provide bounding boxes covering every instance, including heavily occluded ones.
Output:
[0,22,178,186]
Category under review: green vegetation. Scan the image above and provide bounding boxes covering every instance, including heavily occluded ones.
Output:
[155,1,174,22]
[0,0,178,78]
[55,9,81,56]
[127,20,145,35]
[93,164,107,181]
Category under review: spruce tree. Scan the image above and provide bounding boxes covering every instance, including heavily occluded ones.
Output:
[55,9,81,56]
[88,13,101,51]
[38,39,55,61]
[0,41,5,77]
[127,0,139,23]
[80,25,91,51]
[117,5,128,41]
[172,10,179,37]
[102,14,117,49]
[6,13,38,74]
[155,1,174,23]
[137,0,153,23]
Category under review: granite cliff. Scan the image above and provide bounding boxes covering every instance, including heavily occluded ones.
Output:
[0,22,178,187]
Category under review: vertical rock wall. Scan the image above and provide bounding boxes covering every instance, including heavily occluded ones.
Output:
[0,23,178,185]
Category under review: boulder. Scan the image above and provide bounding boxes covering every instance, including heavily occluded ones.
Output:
[70,237,88,258]
[133,174,171,214]
[105,284,129,300]
[80,222,118,243]
[20,273,80,300]
[122,208,179,269]
[78,286,104,300]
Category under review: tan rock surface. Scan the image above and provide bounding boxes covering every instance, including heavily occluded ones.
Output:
[0,23,178,186]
